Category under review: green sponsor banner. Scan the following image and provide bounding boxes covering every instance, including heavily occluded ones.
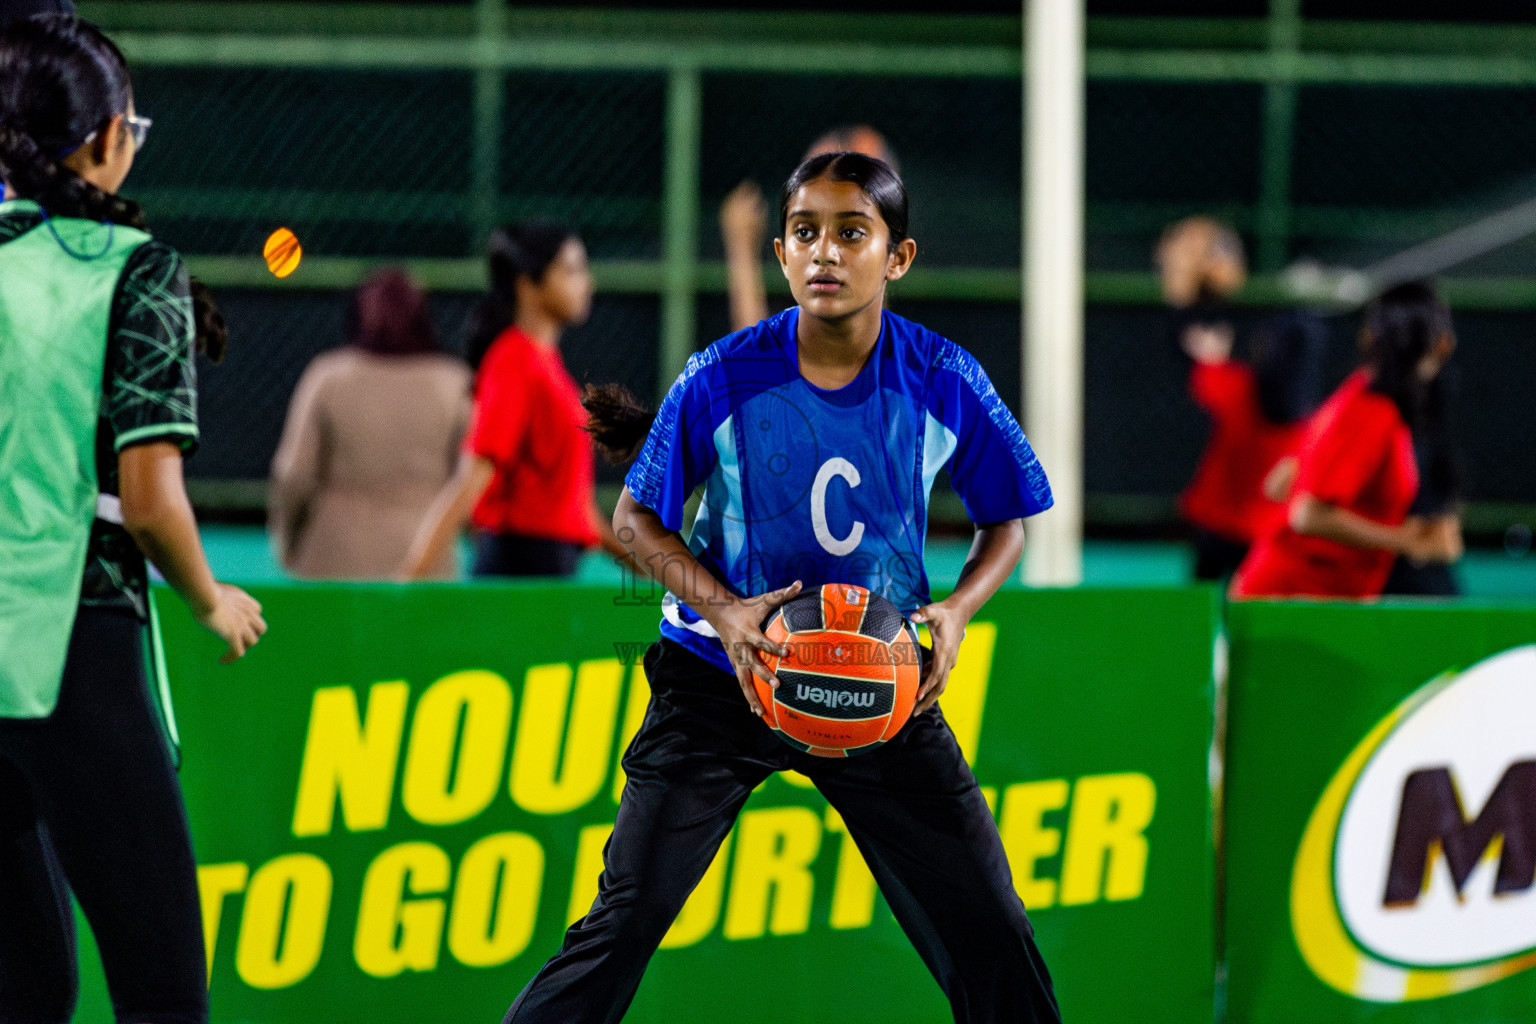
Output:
[1226,601,1536,1024]
[75,584,1217,1024]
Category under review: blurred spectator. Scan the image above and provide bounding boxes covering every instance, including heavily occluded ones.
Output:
[1156,215,1246,311]
[1179,312,1327,580]
[402,222,627,579]
[720,125,899,332]
[269,269,470,580]
[1231,282,1463,600]
[1157,216,1312,580]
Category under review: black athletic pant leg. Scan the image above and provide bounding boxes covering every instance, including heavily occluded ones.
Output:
[1382,556,1461,596]
[1192,527,1249,582]
[809,709,1063,1024]
[473,532,582,578]
[502,640,789,1024]
[0,757,78,1023]
[0,606,208,1024]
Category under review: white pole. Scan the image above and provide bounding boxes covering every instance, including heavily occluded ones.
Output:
[1023,0,1085,586]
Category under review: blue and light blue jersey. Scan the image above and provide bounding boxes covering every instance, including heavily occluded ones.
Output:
[625,307,1052,673]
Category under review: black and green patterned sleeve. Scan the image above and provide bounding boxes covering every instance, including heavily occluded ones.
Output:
[106,239,199,454]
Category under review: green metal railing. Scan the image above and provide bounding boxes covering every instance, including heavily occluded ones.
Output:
[79,1,1536,395]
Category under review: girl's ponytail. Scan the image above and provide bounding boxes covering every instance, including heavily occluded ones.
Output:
[0,117,146,229]
[580,383,656,466]
[189,278,227,362]
[463,292,514,373]
[1362,281,1460,502]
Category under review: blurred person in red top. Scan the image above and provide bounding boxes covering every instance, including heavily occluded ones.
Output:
[1231,282,1463,600]
[719,125,898,332]
[1157,215,1322,580]
[1179,312,1326,580]
[403,222,627,578]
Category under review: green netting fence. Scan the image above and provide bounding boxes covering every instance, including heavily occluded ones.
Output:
[74,3,1536,531]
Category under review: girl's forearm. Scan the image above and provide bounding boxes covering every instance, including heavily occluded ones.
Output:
[130,505,220,616]
[403,455,493,578]
[614,489,738,620]
[266,476,311,567]
[1290,494,1406,554]
[118,442,220,615]
[617,496,1024,628]
[593,505,641,573]
[944,519,1025,621]
[725,242,769,333]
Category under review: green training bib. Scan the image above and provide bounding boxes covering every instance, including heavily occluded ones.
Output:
[0,199,150,717]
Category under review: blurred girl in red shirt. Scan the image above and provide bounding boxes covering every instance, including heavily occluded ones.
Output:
[1157,216,1325,579]
[1231,282,1462,599]
[1180,312,1326,579]
[404,222,626,578]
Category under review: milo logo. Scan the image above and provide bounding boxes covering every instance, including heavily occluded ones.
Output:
[1292,645,1536,1002]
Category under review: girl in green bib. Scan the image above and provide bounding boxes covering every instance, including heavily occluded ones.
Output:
[0,15,266,1023]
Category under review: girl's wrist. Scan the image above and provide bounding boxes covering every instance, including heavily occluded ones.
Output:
[930,593,976,628]
[187,582,220,619]
[694,589,742,631]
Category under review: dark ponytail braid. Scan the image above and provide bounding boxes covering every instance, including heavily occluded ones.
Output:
[580,383,656,466]
[188,278,226,362]
[1361,280,1460,505]
[0,118,146,228]
[0,15,226,361]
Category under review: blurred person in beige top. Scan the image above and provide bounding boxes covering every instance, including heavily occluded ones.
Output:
[270,269,471,579]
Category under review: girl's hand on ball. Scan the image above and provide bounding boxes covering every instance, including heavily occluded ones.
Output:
[910,599,967,714]
[707,580,802,716]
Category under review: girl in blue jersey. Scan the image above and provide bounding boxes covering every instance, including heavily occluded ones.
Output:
[504,152,1061,1024]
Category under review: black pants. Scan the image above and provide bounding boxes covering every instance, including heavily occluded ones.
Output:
[1382,557,1461,596]
[0,606,207,1024]
[1192,527,1249,582]
[503,639,1061,1024]
[473,531,582,578]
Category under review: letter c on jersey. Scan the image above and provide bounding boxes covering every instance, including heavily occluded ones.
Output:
[811,458,865,557]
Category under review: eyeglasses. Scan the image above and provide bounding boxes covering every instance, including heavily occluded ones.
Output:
[62,112,152,159]
[124,112,152,151]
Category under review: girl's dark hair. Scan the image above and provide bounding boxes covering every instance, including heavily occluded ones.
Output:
[0,14,226,360]
[586,155,914,466]
[581,383,654,466]
[779,150,909,252]
[804,124,900,175]
[1362,281,1452,430]
[348,267,438,357]
[1251,311,1327,425]
[0,1,77,30]
[1362,280,1461,500]
[463,219,577,370]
